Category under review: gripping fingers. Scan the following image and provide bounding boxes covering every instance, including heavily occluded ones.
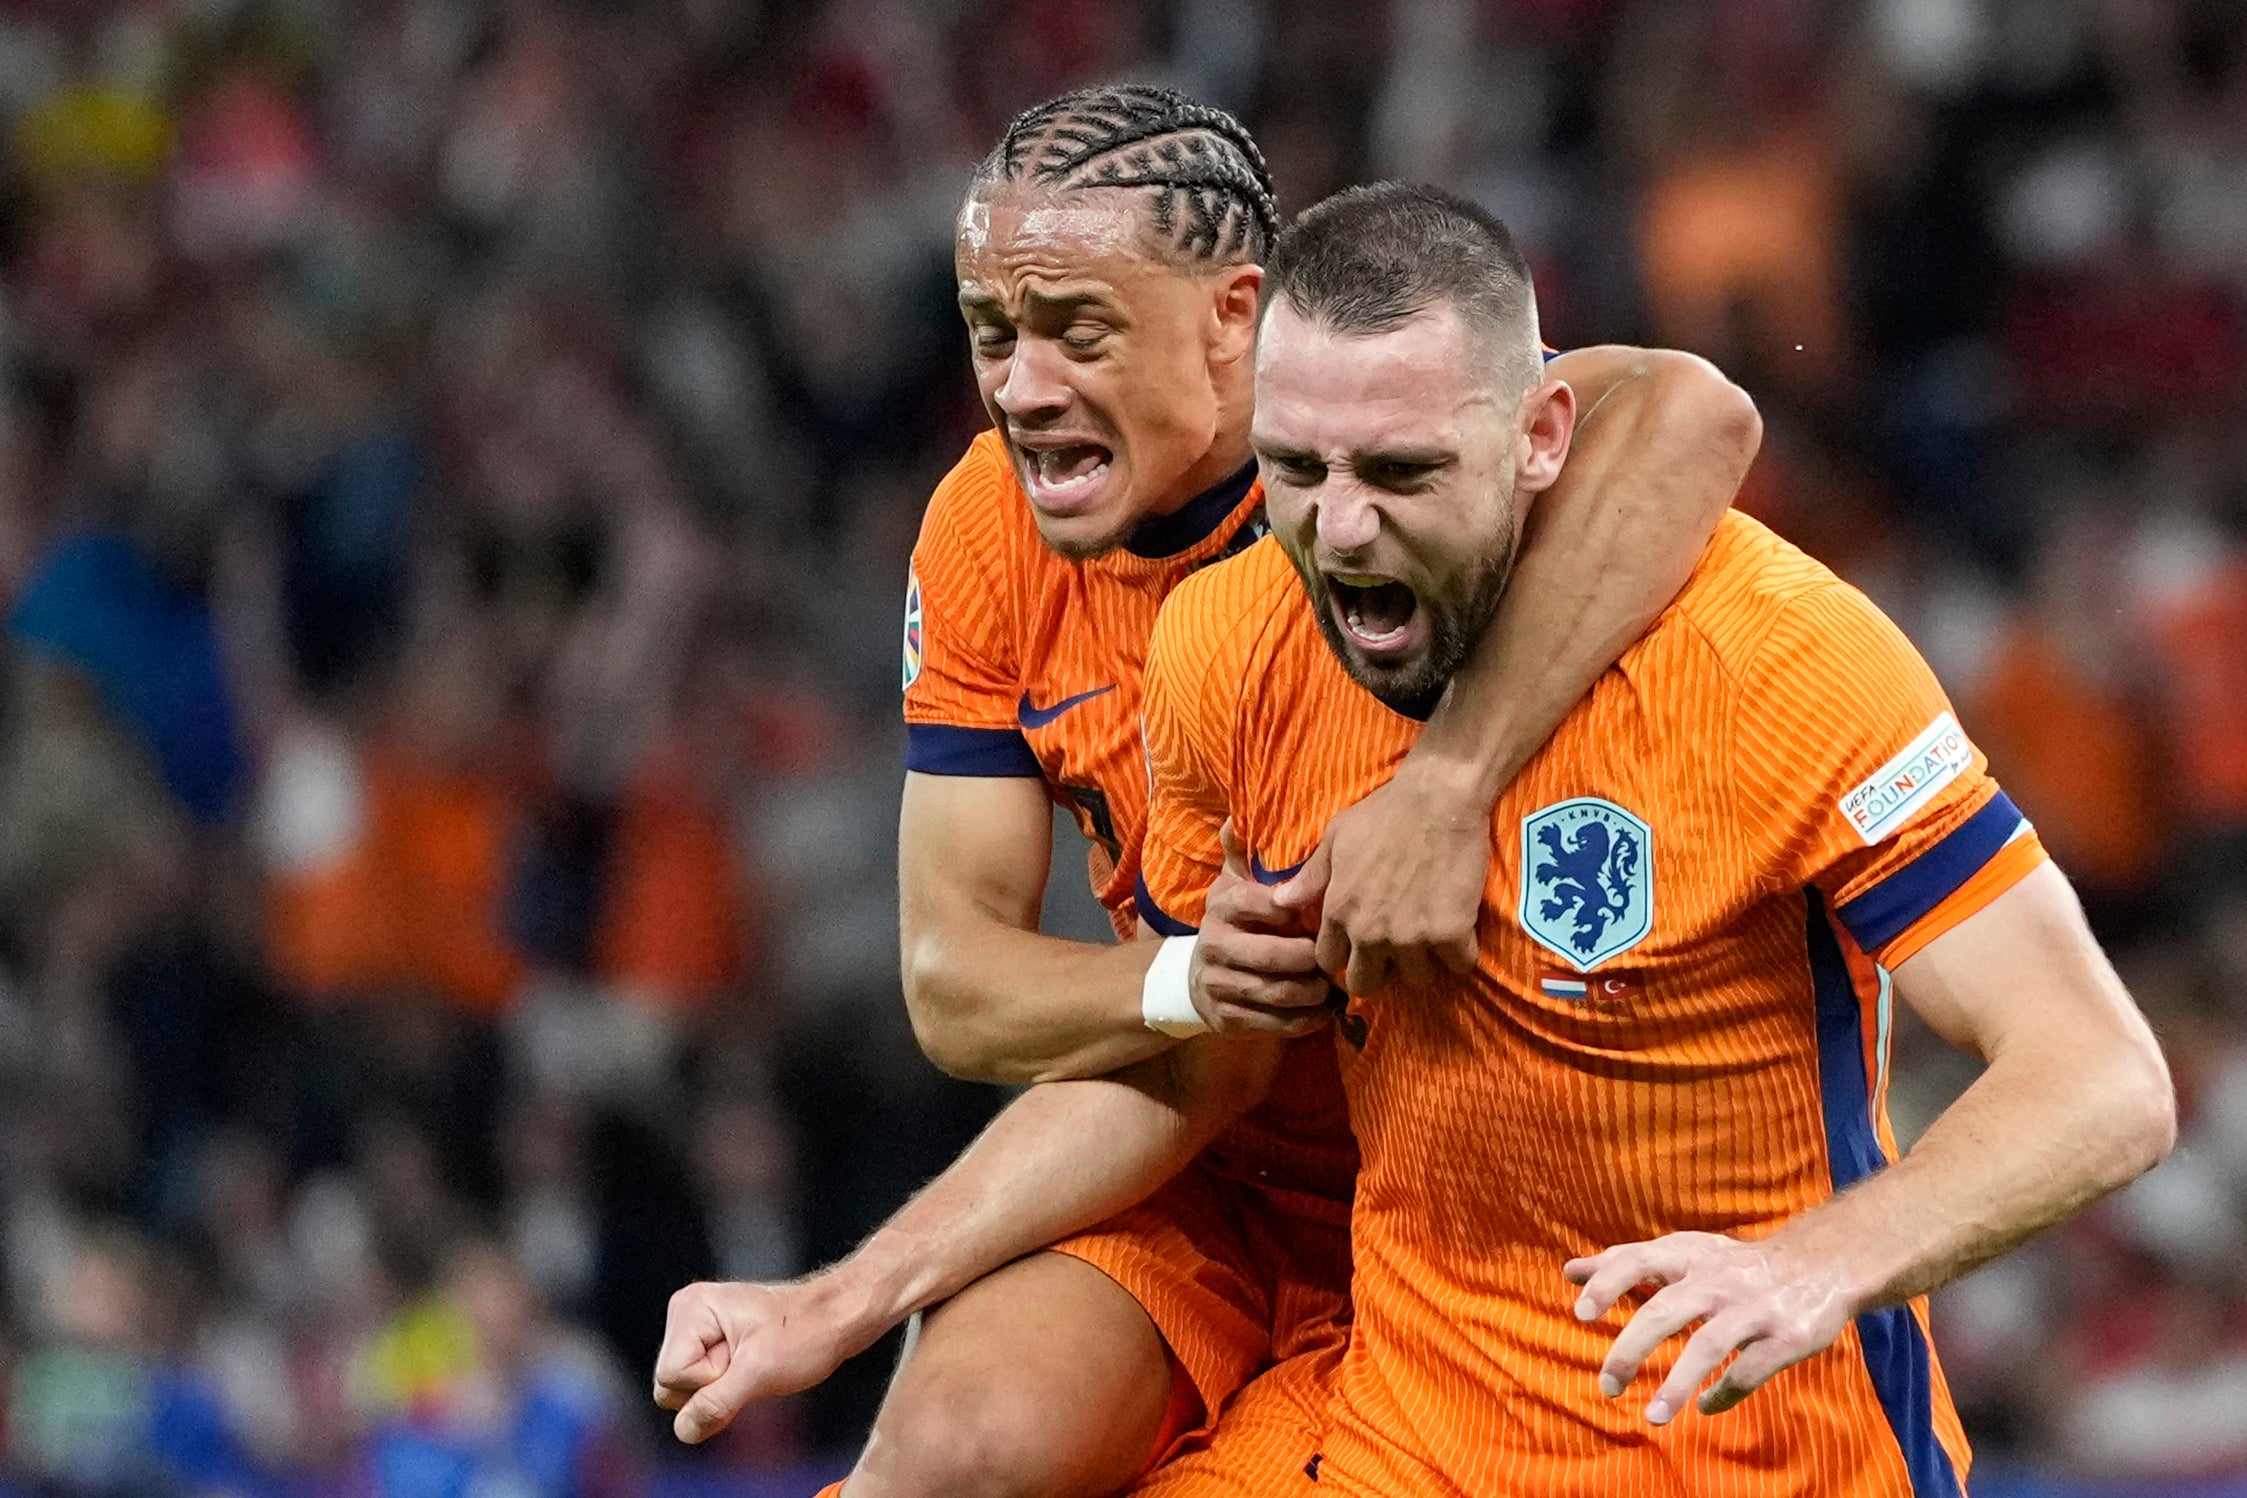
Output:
[1315,918,1351,988]
[1205,971,1334,1032]
[1211,1002,1327,1036]
[1200,966,1329,1011]
[1645,1309,1759,1425]
[1272,840,1331,913]
[1567,1241,1667,1319]
[1600,1281,1712,1396]
[1343,938,1402,998]
[1203,929,1322,977]
[1436,931,1478,975]
[1217,820,1250,877]
[1699,1335,1796,1415]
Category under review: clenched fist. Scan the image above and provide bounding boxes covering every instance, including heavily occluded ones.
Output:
[653,1278,871,1443]
[1275,759,1490,997]
[1190,823,1333,1036]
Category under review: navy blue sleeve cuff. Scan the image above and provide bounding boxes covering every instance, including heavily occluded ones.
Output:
[1134,870,1200,936]
[905,723,1043,778]
[1836,791,2026,954]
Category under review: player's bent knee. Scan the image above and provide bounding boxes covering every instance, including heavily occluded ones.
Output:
[851,1345,1164,1498]
[852,1378,1076,1498]
[848,1255,1173,1498]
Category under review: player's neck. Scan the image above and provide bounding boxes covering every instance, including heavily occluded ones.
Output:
[1146,432,1255,518]
[1122,449,1258,559]
[1142,363,1256,519]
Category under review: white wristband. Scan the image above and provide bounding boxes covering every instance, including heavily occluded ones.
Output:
[1141,934,1208,1037]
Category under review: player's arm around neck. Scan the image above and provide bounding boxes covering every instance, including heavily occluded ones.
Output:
[1426,344,1758,801]
[900,770,1174,1085]
[1292,346,1759,993]
[1776,861,2174,1308]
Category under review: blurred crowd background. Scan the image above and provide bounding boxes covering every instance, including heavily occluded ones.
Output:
[0,0,2240,1493]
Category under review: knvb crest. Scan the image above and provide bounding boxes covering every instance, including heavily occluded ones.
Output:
[1520,798,1654,972]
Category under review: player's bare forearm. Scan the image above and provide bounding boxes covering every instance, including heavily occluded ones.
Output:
[1567,865,2173,1426]
[654,1038,1279,1440]
[900,770,1175,1085]
[1769,864,2174,1313]
[818,1037,1282,1343]
[903,912,1175,1084]
[1413,346,1758,804]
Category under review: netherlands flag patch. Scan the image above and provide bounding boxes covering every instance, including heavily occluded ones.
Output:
[1541,971,1645,1002]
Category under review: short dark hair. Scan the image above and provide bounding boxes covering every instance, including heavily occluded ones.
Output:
[1263,183,1541,385]
[970,85,1278,266]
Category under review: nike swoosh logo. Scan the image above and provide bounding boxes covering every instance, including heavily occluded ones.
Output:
[1017,683,1117,729]
[1249,852,1310,886]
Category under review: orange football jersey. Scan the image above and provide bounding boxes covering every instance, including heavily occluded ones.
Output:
[1139,512,2047,1497]
[902,429,1358,1449]
[906,429,1264,926]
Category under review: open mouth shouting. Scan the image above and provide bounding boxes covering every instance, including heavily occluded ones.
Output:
[1013,435,1119,519]
[1325,571,1427,662]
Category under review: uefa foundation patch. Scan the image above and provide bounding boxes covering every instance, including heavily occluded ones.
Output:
[1843,712,1971,844]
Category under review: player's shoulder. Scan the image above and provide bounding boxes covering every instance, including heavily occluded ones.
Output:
[919,429,1035,564]
[1163,531,1300,634]
[1148,536,1304,700]
[1662,511,1904,687]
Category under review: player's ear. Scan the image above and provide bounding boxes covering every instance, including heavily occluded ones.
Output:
[1515,376,1576,494]
[1208,263,1264,368]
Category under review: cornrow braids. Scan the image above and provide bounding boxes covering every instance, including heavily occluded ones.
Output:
[972,85,1279,266]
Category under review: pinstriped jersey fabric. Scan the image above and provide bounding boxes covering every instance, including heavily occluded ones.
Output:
[903,430,1356,1210]
[900,430,1360,1446]
[1139,512,2048,1497]
[904,428,1267,933]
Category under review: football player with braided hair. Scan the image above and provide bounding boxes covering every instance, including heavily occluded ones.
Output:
[657,86,1761,1497]
[972,84,1280,266]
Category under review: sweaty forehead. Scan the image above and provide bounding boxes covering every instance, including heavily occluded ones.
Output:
[1253,304,1490,448]
[955,187,1175,297]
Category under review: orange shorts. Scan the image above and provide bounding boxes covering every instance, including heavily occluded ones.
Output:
[1047,1155,1350,1473]
[1130,1342,1338,1497]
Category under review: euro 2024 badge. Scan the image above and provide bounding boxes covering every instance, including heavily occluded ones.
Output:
[902,567,923,691]
[1521,797,1654,973]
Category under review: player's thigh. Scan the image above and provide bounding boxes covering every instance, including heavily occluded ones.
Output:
[848,1249,1175,1498]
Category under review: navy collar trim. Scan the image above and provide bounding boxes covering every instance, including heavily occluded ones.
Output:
[1124,459,1259,559]
[1376,684,1441,723]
